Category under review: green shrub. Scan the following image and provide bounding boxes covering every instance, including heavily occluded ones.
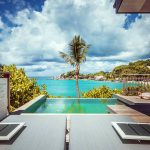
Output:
[2,64,49,111]
[112,59,150,78]
[82,86,122,98]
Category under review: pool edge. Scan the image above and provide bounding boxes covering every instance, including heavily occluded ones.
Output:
[13,95,46,113]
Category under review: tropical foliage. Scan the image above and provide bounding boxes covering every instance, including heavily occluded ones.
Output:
[59,35,90,97]
[82,86,122,98]
[60,70,76,79]
[60,70,95,79]
[60,59,150,80]
[1,65,49,111]
[112,59,150,78]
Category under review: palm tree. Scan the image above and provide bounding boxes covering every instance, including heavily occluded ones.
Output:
[59,35,90,98]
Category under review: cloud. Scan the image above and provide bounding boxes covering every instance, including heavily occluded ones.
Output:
[80,60,126,74]
[0,0,150,76]
[19,65,47,72]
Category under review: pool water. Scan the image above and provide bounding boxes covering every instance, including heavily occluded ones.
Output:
[24,98,118,114]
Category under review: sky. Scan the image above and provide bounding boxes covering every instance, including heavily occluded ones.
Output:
[0,0,150,77]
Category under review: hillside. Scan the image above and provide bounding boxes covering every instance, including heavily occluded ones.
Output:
[58,59,150,80]
[112,59,150,78]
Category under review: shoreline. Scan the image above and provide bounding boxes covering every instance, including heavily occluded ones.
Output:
[53,78,116,81]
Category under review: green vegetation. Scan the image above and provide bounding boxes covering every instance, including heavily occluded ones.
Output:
[60,70,76,79]
[60,59,150,80]
[112,59,150,78]
[82,86,122,98]
[1,65,50,111]
[60,70,95,80]
[59,35,90,98]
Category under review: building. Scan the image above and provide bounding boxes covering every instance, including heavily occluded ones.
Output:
[95,75,106,81]
[114,0,150,13]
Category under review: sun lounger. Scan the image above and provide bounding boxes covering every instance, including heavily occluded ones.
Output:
[112,122,150,140]
[0,115,66,150]
[69,115,150,150]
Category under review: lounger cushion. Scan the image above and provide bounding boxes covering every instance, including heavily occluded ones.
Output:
[69,115,150,150]
[140,93,150,100]
[0,115,66,150]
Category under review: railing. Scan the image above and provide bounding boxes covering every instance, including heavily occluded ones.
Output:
[121,74,150,96]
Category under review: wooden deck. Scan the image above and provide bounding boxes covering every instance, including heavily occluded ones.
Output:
[108,105,150,123]
[115,94,150,105]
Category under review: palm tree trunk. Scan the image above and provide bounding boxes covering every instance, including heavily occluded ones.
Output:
[75,64,80,98]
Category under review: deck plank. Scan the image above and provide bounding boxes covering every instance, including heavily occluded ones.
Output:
[115,94,150,105]
[108,105,150,123]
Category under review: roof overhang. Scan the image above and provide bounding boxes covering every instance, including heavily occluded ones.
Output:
[114,0,150,13]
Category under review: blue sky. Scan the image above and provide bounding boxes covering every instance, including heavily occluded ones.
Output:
[0,0,150,76]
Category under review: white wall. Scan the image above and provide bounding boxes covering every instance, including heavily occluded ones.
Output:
[0,78,8,120]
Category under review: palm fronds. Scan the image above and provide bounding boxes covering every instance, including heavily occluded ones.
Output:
[59,35,90,65]
[59,52,75,66]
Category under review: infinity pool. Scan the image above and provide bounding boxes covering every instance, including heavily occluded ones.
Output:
[24,98,118,114]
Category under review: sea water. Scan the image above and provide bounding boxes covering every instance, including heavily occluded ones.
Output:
[35,77,123,97]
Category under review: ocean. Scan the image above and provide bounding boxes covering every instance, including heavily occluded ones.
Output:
[35,77,123,97]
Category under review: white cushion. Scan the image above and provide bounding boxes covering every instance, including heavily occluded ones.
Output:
[141,92,150,100]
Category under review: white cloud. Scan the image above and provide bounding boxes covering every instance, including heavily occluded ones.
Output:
[0,0,150,76]
[19,64,47,72]
[0,8,68,66]
[80,60,126,74]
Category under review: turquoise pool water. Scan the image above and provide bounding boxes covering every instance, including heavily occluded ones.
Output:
[35,77,123,97]
[24,98,118,113]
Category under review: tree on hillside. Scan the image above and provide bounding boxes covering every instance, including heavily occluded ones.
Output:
[112,59,150,78]
[59,35,90,98]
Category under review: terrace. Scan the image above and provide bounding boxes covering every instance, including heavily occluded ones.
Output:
[0,1,150,150]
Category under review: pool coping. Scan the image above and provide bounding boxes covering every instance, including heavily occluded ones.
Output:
[21,113,126,116]
[13,95,46,114]
[46,98,117,99]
